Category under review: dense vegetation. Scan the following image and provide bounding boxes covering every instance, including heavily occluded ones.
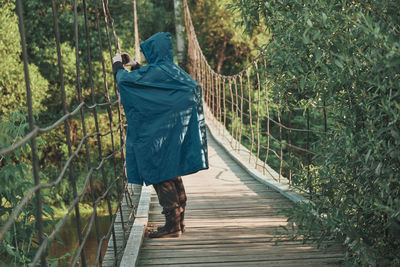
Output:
[230,1,400,265]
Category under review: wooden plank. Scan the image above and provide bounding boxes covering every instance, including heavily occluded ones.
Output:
[101,184,140,267]
[150,209,289,216]
[151,204,290,210]
[119,185,152,267]
[142,237,326,247]
[138,257,343,267]
[150,198,292,205]
[141,245,342,252]
[141,241,341,251]
[138,253,344,265]
[139,251,344,262]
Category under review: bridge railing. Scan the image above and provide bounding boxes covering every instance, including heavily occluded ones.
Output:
[0,0,134,266]
[183,0,328,198]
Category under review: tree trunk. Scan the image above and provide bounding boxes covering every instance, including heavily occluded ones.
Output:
[174,0,185,65]
[216,37,227,73]
[133,0,140,63]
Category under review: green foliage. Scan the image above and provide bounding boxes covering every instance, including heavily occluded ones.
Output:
[32,42,77,109]
[0,1,49,116]
[0,10,57,263]
[188,0,270,74]
[0,112,42,266]
[232,0,400,265]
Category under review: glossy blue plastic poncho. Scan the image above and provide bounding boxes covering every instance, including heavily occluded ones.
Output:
[116,32,208,185]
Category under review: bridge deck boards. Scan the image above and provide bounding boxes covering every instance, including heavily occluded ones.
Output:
[136,133,343,266]
[102,185,142,266]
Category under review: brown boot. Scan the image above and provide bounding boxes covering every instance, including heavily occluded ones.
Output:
[157,177,187,233]
[157,206,185,233]
[149,207,182,238]
[151,180,182,238]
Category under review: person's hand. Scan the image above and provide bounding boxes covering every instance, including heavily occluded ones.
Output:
[112,53,122,64]
[121,52,138,67]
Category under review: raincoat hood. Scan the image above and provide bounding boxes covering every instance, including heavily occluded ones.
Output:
[115,32,209,186]
[140,32,173,64]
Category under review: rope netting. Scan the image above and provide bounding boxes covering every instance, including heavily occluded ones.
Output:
[183,0,327,195]
[0,0,134,266]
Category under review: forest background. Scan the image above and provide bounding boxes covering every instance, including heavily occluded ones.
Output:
[0,0,399,266]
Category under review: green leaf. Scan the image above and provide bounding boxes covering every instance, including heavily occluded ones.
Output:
[375,162,382,175]
[365,149,372,163]
[334,60,343,69]
[300,77,305,90]
[322,12,327,24]
[303,29,310,44]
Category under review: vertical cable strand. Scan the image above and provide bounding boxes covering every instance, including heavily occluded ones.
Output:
[15,1,45,266]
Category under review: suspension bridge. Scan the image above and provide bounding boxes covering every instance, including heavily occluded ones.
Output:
[1,0,344,266]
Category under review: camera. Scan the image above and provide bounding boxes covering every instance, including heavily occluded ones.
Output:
[122,54,129,64]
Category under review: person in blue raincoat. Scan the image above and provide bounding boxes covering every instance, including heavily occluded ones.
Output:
[112,32,208,238]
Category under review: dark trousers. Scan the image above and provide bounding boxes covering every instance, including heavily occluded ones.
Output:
[153,177,187,211]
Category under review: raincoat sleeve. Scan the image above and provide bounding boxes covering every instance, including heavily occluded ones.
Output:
[131,63,142,71]
[112,61,124,78]
[115,65,155,111]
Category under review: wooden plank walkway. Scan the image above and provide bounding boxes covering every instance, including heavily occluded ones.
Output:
[136,132,344,266]
[102,184,142,266]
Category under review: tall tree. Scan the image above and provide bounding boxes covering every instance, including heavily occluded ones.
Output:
[133,0,141,63]
[187,0,269,75]
[174,0,185,65]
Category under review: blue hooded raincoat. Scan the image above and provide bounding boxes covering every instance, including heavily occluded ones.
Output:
[115,32,209,185]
